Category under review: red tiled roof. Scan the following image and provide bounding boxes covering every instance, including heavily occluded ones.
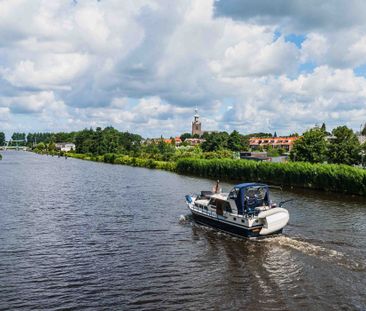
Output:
[249,136,300,145]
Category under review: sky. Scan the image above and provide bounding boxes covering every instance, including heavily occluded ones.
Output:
[1,0,366,138]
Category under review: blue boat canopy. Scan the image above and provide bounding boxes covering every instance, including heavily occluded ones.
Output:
[228,183,270,214]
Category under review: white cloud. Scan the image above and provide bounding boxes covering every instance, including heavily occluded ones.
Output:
[1,53,90,90]
[211,36,299,77]
[347,35,366,67]
[0,107,10,121]
[219,66,366,134]
[281,66,366,96]
[0,91,67,115]
[301,33,328,64]
[0,0,366,137]
[72,96,194,135]
[214,0,366,33]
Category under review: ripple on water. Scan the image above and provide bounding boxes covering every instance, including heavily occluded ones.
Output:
[0,151,366,311]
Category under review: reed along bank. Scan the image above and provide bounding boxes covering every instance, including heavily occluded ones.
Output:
[66,153,366,196]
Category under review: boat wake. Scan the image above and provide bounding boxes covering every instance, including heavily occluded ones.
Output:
[261,235,365,272]
[178,214,192,224]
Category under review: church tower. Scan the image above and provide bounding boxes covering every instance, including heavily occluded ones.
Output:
[191,108,202,136]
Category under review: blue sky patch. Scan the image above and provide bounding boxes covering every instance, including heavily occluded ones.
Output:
[285,33,306,48]
[354,64,366,77]
[299,62,316,74]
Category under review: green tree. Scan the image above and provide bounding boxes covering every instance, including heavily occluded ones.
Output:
[245,132,272,138]
[0,132,5,146]
[321,122,326,132]
[320,122,331,136]
[73,127,142,156]
[36,142,46,150]
[201,132,229,152]
[74,128,94,154]
[180,133,192,141]
[157,140,175,161]
[267,145,280,157]
[290,128,328,163]
[361,124,366,136]
[327,126,361,165]
[228,130,248,151]
[11,132,26,146]
[48,142,56,152]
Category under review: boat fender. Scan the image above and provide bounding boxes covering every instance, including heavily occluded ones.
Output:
[257,207,288,219]
[258,207,289,235]
[185,195,193,204]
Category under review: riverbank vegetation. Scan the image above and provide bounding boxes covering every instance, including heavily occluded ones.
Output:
[290,125,364,165]
[0,132,5,146]
[2,124,366,195]
[176,158,366,196]
[64,153,366,195]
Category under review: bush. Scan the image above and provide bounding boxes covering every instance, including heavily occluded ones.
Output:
[67,153,366,196]
[176,158,366,196]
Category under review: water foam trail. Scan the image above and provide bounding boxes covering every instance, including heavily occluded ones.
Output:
[178,214,192,224]
[261,235,365,271]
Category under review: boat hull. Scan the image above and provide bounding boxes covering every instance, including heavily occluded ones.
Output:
[191,210,282,238]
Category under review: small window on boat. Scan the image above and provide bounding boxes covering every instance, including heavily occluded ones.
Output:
[241,219,244,223]
[222,201,232,213]
[233,217,236,221]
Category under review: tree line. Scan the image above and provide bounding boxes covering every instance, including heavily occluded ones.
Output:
[2,122,366,167]
[0,132,76,146]
[290,125,365,165]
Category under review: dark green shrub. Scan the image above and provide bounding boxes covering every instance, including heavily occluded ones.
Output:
[176,158,366,196]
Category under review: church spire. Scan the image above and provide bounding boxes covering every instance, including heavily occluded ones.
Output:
[194,107,199,122]
[192,107,202,136]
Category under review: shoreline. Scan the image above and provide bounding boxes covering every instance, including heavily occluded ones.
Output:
[63,152,366,197]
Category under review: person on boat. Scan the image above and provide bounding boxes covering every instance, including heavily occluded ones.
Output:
[213,180,221,193]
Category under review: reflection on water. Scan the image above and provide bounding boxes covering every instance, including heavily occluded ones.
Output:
[0,151,365,311]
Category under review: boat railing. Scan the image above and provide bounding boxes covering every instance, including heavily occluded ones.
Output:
[192,204,218,218]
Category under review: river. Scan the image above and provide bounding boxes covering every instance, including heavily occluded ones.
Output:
[0,151,365,310]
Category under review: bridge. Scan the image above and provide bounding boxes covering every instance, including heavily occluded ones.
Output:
[0,139,28,150]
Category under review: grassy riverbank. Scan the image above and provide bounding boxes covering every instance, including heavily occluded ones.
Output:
[66,152,366,196]
[68,153,176,171]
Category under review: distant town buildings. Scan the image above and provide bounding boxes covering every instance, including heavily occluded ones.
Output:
[249,136,299,151]
[163,137,182,146]
[55,143,75,152]
[185,138,206,146]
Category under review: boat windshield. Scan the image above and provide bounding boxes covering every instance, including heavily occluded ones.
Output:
[245,186,269,210]
[228,187,240,199]
[246,186,266,200]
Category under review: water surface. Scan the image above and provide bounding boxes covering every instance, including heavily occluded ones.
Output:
[0,151,365,310]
